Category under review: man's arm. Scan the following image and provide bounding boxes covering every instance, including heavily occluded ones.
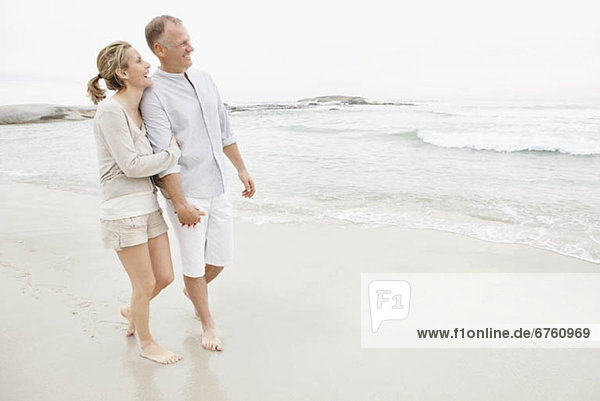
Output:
[210,75,256,199]
[140,90,204,225]
[223,143,255,198]
[140,90,181,178]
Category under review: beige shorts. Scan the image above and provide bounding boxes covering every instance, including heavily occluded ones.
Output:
[101,209,168,251]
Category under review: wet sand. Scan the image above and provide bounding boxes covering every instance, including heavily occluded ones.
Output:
[1,181,599,400]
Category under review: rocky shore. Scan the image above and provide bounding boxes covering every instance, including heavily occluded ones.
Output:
[0,96,415,124]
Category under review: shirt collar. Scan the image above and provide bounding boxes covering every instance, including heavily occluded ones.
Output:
[155,67,187,79]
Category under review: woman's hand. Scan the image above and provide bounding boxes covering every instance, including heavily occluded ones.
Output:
[174,203,206,227]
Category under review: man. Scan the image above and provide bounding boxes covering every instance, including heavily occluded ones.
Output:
[141,15,255,351]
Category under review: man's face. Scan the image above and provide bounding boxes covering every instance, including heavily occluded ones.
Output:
[158,22,194,72]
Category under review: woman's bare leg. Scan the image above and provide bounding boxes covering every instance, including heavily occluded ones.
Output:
[120,233,174,336]
[147,233,175,294]
[116,242,181,364]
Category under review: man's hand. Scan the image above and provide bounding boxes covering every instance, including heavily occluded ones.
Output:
[238,169,255,198]
[223,144,255,198]
[174,203,206,227]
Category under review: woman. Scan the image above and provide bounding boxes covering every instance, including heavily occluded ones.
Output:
[87,41,182,364]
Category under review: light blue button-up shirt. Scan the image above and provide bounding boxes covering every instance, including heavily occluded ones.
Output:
[140,68,236,199]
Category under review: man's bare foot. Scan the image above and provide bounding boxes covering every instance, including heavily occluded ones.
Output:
[182,288,201,318]
[120,306,135,336]
[201,327,223,351]
[140,341,183,364]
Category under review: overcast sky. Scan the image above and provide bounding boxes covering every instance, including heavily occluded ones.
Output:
[1,0,599,105]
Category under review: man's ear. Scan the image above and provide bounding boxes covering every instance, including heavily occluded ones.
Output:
[153,42,164,57]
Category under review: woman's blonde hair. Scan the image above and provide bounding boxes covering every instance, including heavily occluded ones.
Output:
[86,41,132,104]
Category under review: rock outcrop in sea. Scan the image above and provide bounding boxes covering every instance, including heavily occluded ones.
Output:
[0,104,96,125]
[296,95,414,106]
[0,96,415,124]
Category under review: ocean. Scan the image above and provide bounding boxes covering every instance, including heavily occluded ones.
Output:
[1,99,598,263]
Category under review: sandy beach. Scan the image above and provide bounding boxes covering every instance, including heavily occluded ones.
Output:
[1,181,600,400]
[3,1,599,398]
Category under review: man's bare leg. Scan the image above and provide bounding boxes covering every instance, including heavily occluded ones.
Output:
[183,274,223,351]
[183,264,223,317]
[204,264,224,284]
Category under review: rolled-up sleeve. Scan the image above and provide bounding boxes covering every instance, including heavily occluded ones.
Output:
[140,90,182,178]
[210,76,237,147]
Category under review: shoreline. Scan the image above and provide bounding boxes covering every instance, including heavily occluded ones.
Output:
[2,174,597,266]
[2,180,596,272]
[233,217,600,266]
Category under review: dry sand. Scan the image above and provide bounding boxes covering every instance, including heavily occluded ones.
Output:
[1,181,599,400]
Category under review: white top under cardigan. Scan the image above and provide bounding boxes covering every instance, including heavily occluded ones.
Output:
[93,97,181,220]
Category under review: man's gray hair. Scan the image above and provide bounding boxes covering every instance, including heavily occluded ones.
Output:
[145,15,183,54]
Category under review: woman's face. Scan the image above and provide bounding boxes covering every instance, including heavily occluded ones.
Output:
[122,47,152,89]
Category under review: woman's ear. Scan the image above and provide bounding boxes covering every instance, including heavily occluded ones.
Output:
[115,68,128,82]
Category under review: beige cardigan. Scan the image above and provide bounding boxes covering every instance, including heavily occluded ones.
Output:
[93,97,180,220]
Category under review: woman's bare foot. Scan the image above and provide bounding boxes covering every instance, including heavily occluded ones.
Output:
[140,341,183,364]
[201,327,223,351]
[120,306,135,336]
[182,288,201,318]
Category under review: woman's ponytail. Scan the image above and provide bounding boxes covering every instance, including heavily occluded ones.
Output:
[87,75,106,105]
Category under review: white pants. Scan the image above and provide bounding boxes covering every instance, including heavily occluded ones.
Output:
[165,193,234,278]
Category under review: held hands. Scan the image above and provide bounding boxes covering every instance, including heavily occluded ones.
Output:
[174,203,206,228]
[238,169,256,198]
